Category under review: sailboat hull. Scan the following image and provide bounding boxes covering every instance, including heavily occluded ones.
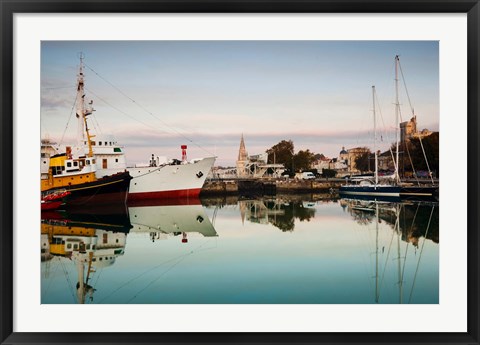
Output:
[400,185,438,197]
[339,185,401,197]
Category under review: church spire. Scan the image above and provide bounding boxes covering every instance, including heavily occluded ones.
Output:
[238,134,248,161]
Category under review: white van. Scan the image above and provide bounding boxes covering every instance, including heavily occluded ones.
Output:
[296,172,315,180]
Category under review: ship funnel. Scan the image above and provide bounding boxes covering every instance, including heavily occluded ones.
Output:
[181,145,187,162]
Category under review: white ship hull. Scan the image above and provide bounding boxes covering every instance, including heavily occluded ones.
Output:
[127,156,216,201]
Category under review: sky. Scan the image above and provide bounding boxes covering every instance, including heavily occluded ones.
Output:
[41,41,439,167]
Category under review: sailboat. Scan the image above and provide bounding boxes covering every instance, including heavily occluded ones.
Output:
[339,85,401,199]
[340,56,438,200]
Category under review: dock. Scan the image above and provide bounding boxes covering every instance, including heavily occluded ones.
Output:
[200,177,439,197]
[201,178,343,197]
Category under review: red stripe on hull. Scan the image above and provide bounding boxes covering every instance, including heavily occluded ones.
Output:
[127,188,202,206]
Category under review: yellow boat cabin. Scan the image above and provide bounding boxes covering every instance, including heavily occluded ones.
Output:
[41,150,98,192]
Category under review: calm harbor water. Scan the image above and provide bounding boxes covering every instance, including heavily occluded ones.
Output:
[41,195,439,304]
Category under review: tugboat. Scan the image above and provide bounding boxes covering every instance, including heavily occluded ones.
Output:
[41,89,132,208]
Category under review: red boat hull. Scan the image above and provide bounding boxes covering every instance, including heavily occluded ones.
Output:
[41,201,64,211]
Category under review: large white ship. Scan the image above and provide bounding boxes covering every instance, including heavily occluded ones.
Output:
[91,139,215,200]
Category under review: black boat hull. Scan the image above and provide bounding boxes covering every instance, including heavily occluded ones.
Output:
[42,171,132,207]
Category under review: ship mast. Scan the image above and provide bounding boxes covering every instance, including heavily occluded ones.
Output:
[394,55,400,183]
[76,53,86,148]
[75,53,95,157]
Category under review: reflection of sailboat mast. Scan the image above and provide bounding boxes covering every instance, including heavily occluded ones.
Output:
[375,203,379,303]
[408,205,435,303]
[396,205,403,304]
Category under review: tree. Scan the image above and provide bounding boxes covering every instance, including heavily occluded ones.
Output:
[354,148,372,173]
[400,132,439,177]
[267,140,295,170]
[267,140,317,173]
[293,149,316,172]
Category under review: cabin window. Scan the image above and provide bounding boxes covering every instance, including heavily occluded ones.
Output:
[115,159,118,163]
[91,141,96,146]
[67,162,72,168]
[85,160,89,165]
[109,142,112,146]
[67,243,72,249]
[86,244,90,250]
[105,141,108,146]
[102,159,108,169]
[92,159,96,164]
[73,244,78,250]
[99,141,102,146]
[73,161,78,167]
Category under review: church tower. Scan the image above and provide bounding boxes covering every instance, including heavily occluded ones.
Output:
[236,134,248,177]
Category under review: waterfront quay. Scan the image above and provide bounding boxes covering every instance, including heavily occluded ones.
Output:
[201,178,343,197]
[200,177,439,197]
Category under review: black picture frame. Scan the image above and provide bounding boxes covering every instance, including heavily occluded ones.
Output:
[1,1,479,344]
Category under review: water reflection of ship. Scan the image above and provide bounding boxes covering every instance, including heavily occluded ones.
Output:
[128,198,217,242]
[341,197,438,303]
[41,209,131,304]
[239,198,317,231]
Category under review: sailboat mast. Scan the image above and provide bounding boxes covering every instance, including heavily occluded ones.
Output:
[394,55,400,183]
[372,86,378,186]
